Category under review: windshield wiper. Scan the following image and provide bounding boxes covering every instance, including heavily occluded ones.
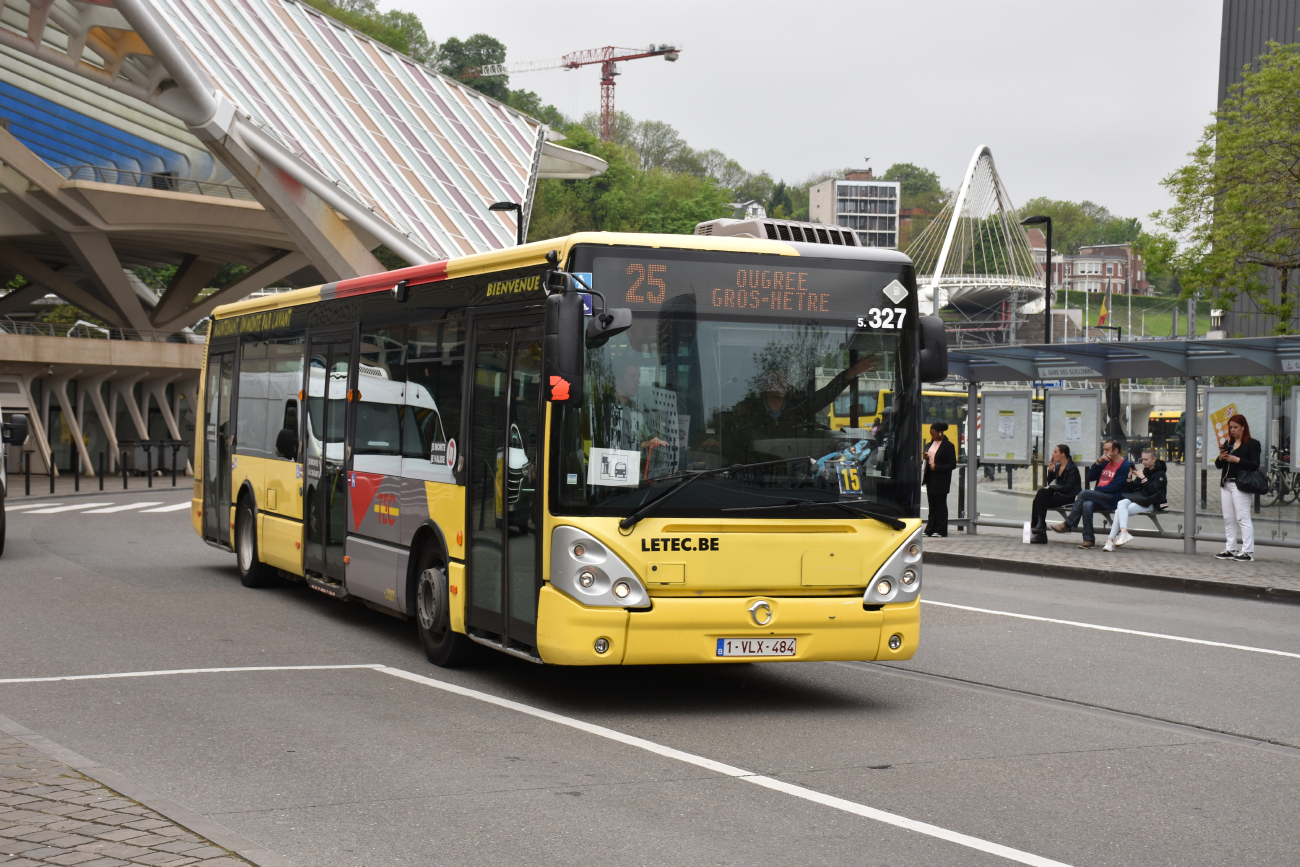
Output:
[618,456,814,531]
[722,498,906,530]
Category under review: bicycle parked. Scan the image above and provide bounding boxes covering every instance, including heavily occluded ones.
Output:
[1266,444,1299,506]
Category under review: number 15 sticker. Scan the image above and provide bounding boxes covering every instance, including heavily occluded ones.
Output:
[831,462,862,494]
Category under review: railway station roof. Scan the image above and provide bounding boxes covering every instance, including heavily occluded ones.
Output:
[948,336,1300,382]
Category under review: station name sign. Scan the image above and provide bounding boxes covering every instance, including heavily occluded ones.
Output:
[1036,365,1096,379]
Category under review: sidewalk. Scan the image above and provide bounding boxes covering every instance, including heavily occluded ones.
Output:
[0,716,285,867]
[924,526,1300,604]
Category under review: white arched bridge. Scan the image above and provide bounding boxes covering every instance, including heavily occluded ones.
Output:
[907,145,1045,316]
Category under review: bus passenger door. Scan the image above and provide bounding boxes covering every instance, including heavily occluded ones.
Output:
[303,331,356,583]
[466,319,543,649]
[203,351,235,546]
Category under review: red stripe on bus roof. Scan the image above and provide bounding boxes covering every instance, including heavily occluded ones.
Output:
[325,260,450,299]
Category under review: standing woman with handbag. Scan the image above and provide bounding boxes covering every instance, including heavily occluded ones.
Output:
[923,423,957,537]
[1214,414,1262,562]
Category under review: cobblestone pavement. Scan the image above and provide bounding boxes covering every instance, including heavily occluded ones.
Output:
[924,527,1300,602]
[0,733,251,867]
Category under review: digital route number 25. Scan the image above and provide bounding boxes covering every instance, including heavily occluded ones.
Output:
[858,308,908,329]
[626,263,667,303]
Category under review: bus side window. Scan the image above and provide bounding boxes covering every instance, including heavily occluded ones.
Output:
[237,336,270,457]
[407,314,466,454]
[267,333,304,461]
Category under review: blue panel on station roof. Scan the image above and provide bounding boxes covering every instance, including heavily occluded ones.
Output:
[0,80,187,177]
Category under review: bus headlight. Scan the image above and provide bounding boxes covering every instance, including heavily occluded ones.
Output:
[864,528,923,606]
[550,526,651,609]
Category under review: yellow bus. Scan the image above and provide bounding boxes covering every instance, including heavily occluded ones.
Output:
[193,232,947,666]
[831,389,968,453]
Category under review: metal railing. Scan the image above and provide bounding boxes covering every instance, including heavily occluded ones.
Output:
[54,165,257,202]
[0,317,206,343]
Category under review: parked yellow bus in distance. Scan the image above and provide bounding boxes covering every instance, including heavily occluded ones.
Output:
[831,389,968,452]
[192,231,946,666]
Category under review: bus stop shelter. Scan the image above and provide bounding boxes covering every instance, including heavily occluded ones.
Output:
[946,336,1300,553]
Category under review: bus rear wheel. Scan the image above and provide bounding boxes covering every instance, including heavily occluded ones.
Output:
[414,546,475,667]
[236,499,274,588]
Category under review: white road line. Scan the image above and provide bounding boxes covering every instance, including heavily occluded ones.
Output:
[0,664,382,685]
[0,663,1074,867]
[23,503,112,514]
[379,666,1070,866]
[140,502,191,513]
[4,502,59,512]
[923,600,1300,660]
[82,502,163,514]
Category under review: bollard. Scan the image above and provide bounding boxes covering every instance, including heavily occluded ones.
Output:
[957,464,966,522]
[146,445,152,488]
[1007,466,1014,490]
[98,451,104,492]
[73,453,79,492]
[1254,492,1260,515]
[122,447,128,490]
[171,443,179,487]
[1201,468,1207,510]
[49,460,54,494]
[25,451,30,496]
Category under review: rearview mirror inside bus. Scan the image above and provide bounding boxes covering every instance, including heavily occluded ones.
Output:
[544,290,584,402]
[2,413,27,446]
[586,307,632,347]
[919,316,949,383]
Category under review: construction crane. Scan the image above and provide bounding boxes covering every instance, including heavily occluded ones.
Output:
[463,44,681,141]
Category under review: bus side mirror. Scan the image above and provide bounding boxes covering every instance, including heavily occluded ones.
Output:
[2,414,27,446]
[919,316,949,383]
[587,307,632,347]
[275,427,299,461]
[544,290,584,402]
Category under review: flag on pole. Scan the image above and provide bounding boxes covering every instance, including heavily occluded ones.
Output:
[1097,289,1109,326]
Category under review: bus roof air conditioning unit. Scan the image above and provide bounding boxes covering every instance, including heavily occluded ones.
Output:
[693,218,858,247]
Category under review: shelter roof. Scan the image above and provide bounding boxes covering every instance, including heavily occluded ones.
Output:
[948,337,1300,382]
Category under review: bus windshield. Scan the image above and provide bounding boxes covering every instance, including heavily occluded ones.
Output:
[551,248,919,519]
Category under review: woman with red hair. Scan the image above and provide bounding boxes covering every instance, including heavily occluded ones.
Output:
[1214,414,1261,562]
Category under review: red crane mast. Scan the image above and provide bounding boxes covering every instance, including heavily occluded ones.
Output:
[464,44,681,141]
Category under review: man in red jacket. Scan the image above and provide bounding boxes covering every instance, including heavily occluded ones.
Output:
[1052,439,1132,549]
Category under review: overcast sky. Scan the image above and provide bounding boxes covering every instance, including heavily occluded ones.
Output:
[410,0,1223,223]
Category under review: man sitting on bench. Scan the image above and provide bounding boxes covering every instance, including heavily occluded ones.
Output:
[1103,448,1168,551]
[1053,439,1131,549]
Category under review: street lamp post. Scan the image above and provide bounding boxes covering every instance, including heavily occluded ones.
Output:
[490,200,524,246]
[1020,215,1053,344]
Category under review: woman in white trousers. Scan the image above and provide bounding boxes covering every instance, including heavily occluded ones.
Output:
[1213,414,1261,562]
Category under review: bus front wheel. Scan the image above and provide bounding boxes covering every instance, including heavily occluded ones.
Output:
[414,547,475,667]
[236,499,274,588]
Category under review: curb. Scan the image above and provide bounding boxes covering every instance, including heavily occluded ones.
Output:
[924,551,1300,605]
[0,713,297,867]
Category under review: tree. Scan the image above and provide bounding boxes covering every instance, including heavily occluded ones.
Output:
[1019,197,1141,255]
[768,181,794,219]
[437,34,509,100]
[505,89,565,127]
[301,0,434,64]
[1154,40,1300,332]
[881,163,946,211]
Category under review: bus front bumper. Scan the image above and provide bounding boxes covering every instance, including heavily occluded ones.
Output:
[535,585,919,666]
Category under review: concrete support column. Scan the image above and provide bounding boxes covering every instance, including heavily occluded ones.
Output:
[174,377,200,475]
[966,380,979,535]
[82,372,118,472]
[110,373,150,441]
[1184,376,1198,554]
[37,373,57,477]
[51,370,95,477]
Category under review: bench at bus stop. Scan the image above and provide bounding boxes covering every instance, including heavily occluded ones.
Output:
[1051,503,1172,535]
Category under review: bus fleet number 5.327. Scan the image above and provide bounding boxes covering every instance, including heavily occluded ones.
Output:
[859,308,908,329]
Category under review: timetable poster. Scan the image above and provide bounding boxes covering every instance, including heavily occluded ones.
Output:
[1045,391,1102,465]
[980,392,1032,464]
[1203,387,1270,469]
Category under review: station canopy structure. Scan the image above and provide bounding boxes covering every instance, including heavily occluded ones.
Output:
[0,0,606,335]
[948,336,1300,383]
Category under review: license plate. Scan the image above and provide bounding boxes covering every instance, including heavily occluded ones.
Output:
[716,637,797,657]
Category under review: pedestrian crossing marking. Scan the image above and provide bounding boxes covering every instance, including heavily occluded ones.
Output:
[24,503,112,514]
[7,501,189,515]
[83,502,163,514]
[140,502,192,513]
